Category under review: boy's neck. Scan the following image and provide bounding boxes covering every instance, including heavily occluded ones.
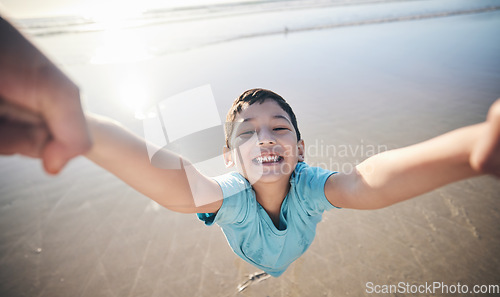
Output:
[252,177,291,228]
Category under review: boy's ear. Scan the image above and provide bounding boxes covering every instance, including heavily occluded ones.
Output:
[297,139,305,162]
[223,146,234,167]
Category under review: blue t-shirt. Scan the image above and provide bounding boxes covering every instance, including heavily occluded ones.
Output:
[197,162,339,277]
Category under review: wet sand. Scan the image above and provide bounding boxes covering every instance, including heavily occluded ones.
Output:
[1,8,500,297]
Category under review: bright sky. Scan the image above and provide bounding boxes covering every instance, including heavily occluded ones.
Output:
[0,0,250,18]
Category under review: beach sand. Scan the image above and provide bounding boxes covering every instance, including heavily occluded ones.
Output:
[1,5,500,297]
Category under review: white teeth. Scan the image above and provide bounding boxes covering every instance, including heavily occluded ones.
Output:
[255,155,280,164]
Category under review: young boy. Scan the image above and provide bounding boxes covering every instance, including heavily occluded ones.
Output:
[85,88,500,277]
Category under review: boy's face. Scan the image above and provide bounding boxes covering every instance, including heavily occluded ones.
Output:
[224,100,304,185]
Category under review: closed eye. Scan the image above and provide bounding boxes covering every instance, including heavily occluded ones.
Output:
[239,130,255,136]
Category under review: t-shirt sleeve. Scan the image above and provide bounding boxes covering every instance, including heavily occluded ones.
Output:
[293,162,340,216]
[197,172,251,226]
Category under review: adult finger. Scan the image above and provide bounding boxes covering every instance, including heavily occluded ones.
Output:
[0,97,44,125]
[0,122,49,158]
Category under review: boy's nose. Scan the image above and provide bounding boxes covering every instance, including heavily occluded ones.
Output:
[257,129,276,146]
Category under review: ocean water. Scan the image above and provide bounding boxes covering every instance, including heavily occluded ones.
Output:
[13,0,500,66]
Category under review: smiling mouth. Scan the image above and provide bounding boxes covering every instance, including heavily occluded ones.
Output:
[252,155,284,165]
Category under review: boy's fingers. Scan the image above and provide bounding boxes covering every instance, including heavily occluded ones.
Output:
[485,100,500,177]
[470,98,500,177]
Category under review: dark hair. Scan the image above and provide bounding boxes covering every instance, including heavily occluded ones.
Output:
[225,88,301,148]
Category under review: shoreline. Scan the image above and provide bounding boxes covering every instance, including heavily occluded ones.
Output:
[18,0,500,67]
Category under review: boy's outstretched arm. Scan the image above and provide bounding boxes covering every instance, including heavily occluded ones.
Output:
[325,100,500,210]
[84,114,223,214]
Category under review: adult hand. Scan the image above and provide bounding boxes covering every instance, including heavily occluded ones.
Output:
[0,16,92,174]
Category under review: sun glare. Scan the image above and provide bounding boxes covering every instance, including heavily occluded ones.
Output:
[82,0,153,64]
[116,75,153,119]
[81,0,145,27]
[91,29,151,64]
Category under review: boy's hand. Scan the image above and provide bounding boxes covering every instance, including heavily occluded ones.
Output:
[470,98,500,177]
[326,99,499,210]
